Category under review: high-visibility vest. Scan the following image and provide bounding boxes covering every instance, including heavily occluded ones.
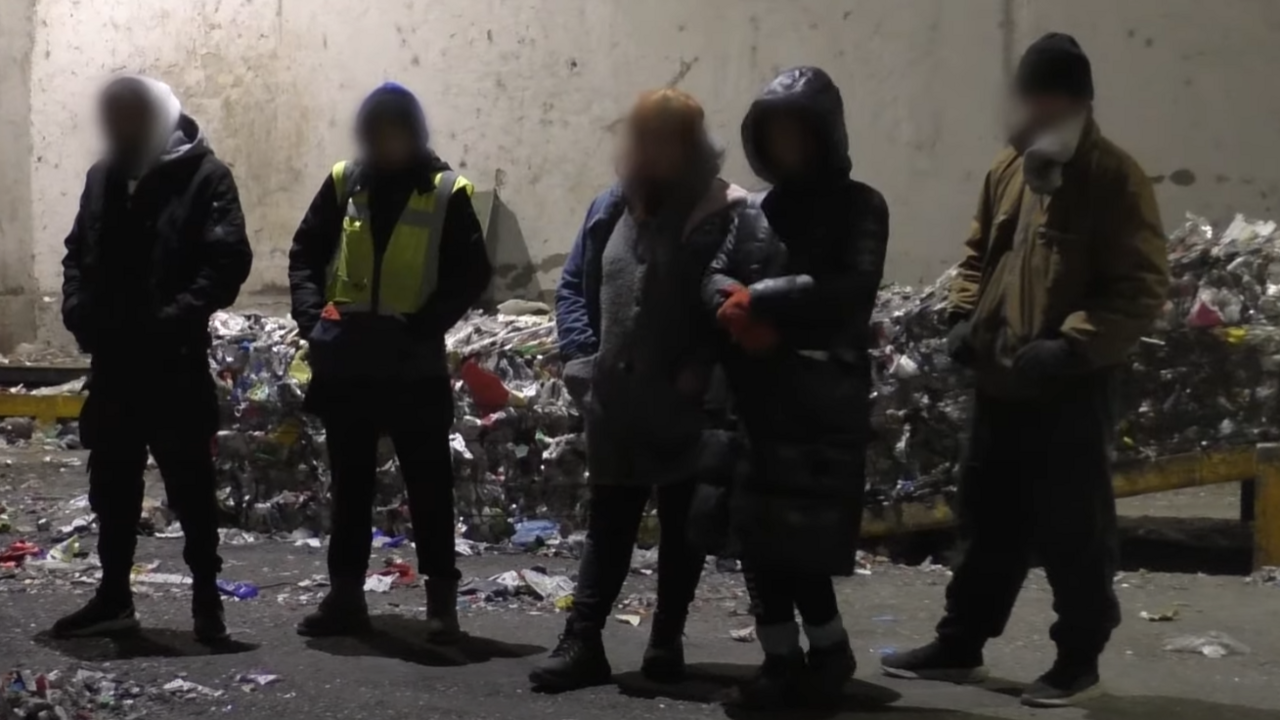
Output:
[324,161,474,316]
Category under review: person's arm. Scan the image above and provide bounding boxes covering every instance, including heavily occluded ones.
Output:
[412,189,493,336]
[61,172,94,352]
[949,164,998,318]
[554,195,605,361]
[287,174,343,339]
[746,188,890,334]
[159,162,253,326]
[1059,165,1169,366]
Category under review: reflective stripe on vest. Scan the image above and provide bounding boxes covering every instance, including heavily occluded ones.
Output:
[324,161,474,316]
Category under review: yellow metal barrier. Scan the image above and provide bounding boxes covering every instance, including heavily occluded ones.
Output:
[0,393,86,424]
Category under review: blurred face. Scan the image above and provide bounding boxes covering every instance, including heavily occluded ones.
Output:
[763,112,811,178]
[361,118,417,172]
[625,117,690,186]
[100,83,154,169]
[1010,93,1087,142]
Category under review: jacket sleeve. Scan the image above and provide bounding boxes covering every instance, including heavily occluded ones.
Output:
[1059,165,1169,366]
[287,174,343,339]
[554,196,603,361]
[412,190,493,336]
[747,189,890,334]
[61,172,93,350]
[948,166,996,316]
[161,162,253,324]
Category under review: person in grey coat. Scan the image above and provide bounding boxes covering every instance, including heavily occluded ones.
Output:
[530,89,748,691]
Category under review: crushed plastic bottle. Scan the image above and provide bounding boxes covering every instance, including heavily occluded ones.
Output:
[1163,631,1251,658]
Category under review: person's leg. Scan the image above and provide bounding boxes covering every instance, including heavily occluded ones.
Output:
[883,394,1035,681]
[391,377,462,642]
[51,433,149,637]
[639,479,707,681]
[529,483,649,688]
[298,411,380,636]
[1023,374,1120,707]
[150,396,227,642]
[733,568,807,709]
[794,573,853,705]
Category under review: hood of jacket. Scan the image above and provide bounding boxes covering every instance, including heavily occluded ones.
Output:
[741,66,852,185]
[355,82,451,185]
[105,76,209,183]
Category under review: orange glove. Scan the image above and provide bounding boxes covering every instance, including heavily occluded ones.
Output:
[716,286,752,335]
[460,358,512,410]
[321,302,342,322]
[716,285,779,354]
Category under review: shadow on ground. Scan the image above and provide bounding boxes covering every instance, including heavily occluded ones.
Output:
[616,662,905,717]
[35,628,258,661]
[304,614,545,667]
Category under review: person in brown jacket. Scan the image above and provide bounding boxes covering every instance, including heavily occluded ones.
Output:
[881,33,1169,708]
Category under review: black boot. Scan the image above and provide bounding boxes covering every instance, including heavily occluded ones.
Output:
[528,619,612,690]
[51,586,139,639]
[731,650,807,710]
[425,578,462,645]
[807,639,856,707]
[296,581,371,637]
[640,613,686,684]
[1021,656,1103,708]
[880,639,988,683]
[192,579,229,644]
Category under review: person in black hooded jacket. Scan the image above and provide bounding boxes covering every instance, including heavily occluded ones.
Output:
[287,83,492,642]
[55,75,252,644]
[703,67,889,708]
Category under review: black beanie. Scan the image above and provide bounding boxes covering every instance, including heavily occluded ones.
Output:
[1016,33,1094,101]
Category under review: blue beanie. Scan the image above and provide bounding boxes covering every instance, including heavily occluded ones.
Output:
[357,82,429,145]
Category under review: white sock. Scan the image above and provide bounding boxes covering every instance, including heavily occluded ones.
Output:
[804,615,849,649]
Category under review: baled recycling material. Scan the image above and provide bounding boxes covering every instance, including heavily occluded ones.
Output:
[202,214,1280,536]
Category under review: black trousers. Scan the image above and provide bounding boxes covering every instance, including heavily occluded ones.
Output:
[571,480,705,630]
[746,569,840,627]
[84,363,222,598]
[936,372,1121,660]
[321,378,460,584]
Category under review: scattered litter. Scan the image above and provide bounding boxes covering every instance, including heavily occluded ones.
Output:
[1139,608,1180,622]
[163,678,225,698]
[614,614,643,627]
[511,519,561,548]
[217,580,260,600]
[518,568,575,603]
[133,572,192,586]
[1163,631,1251,658]
[234,672,282,689]
[730,626,756,643]
[363,574,396,593]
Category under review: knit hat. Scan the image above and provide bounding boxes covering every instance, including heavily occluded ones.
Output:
[1015,33,1094,101]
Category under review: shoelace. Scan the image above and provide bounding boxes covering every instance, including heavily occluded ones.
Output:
[550,634,577,658]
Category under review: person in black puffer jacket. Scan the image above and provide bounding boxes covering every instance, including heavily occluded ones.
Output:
[703,67,889,709]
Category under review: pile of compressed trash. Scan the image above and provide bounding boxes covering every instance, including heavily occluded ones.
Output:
[207,304,582,543]
[866,213,1280,503]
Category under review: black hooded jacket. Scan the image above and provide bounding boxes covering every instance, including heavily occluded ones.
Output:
[61,114,252,370]
[702,67,889,576]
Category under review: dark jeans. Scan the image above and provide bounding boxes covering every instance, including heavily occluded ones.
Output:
[84,364,222,599]
[322,378,460,584]
[937,372,1121,660]
[571,481,705,630]
[746,569,840,627]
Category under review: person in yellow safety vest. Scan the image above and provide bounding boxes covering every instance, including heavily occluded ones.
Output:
[286,82,493,642]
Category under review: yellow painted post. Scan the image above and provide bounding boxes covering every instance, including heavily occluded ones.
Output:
[1253,444,1280,571]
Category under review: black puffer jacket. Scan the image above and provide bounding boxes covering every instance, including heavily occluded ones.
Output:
[703,67,889,576]
[61,114,252,370]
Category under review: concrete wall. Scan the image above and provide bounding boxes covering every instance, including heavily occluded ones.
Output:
[0,0,36,348]
[9,0,1280,347]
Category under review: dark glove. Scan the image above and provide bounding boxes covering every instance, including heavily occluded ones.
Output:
[561,355,596,407]
[1012,338,1084,381]
[945,318,975,367]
